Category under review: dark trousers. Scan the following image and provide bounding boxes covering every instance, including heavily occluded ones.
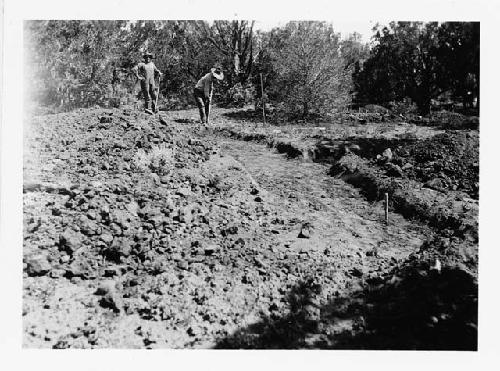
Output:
[141,80,157,111]
[194,88,210,123]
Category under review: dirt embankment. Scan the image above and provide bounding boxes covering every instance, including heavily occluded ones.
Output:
[23,106,478,349]
[212,110,478,244]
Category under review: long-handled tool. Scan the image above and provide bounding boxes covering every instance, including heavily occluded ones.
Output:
[154,74,161,113]
[144,75,161,115]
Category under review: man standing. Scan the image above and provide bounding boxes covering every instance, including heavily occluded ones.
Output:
[132,52,163,113]
[193,66,224,126]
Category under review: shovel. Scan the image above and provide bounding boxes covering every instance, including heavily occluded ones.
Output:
[145,75,161,115]
[154,74,162,113]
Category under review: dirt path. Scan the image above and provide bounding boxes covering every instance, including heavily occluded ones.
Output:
[23,107,436,349]
[218,137,428,263]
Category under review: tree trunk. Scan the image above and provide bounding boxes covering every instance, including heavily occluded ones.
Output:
[416,95,431,115]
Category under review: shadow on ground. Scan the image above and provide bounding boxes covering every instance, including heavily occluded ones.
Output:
[215,260,477,350]
[222,109,264,123]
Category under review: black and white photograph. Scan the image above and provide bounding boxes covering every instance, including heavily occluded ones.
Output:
[1,0,499,368]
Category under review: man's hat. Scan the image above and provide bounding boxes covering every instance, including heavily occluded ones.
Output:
[143,52,154,59]
[211,66,224,81]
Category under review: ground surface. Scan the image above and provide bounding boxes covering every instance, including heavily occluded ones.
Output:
[23,106,478,349]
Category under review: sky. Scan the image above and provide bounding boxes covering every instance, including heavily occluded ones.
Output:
[254,20,380,43]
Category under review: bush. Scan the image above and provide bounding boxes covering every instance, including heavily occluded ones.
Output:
[224,83,256,107]
[133,144,175,174]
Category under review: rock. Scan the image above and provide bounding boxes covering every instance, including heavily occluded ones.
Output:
[350,267,364,277]
[425,178,446,191]
[204,244,218,256]
[110,209,132,228]
[95,280,118,295]
[104,266,121,277]
[66,257,93,278]
[254,257,265,268]
[298,223,312,239]
[26,255,51,276]
[222,225,238,236]
[126,201,139,216]
[110,223,123,236]
[385,163,405,177]
[377,148,393,164]
[401,163,413,171]
[99,116,113,123]
[176,187,192,197]
[79,217,99,236]
[59,229,82,255]
[100,232,114,244]
[50,269,66,278]
[179,206,194,224]
[96,280,122,313]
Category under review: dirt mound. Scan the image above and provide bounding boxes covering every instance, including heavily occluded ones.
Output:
[23,106,477,349]
[428,111,479,130]
[393,131,479,199]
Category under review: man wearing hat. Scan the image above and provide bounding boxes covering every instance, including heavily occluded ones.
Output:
[193,66,224,126]
[132,52,163,113]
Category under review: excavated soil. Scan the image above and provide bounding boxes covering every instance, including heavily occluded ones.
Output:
[23,106,477,349]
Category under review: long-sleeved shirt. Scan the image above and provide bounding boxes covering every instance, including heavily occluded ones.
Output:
[132,62,161,85]
[195,73,213,100]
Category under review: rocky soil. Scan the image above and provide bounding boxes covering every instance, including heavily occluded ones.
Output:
[23,106,478,349]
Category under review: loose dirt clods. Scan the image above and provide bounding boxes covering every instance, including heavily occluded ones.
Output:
[23,106,478,349]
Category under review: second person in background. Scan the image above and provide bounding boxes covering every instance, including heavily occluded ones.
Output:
[193,66,224,126]
[132,52,163,113]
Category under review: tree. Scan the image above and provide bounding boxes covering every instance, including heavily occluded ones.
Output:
[353,22,479,114]
[436,22,479,109]
[195,21,255,86]
[267,21,352,118]
[25,20,127,108]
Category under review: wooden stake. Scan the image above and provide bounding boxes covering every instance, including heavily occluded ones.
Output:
[260,73,266,125]
[384,193,389,225]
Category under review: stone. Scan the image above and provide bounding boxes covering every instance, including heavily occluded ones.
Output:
[204,244,218,256]
[298,224,312,239]
[377,148,393,164]
[50,269,66,278]
[97,284,123,313]
[401,163,413,171]
[254,257,265,268]
[350,267,364,278]
[222,225,238,236]
[66,257,93,278]
[104,266,121,277]
[100,232,114,244]
[99,116,113,124]
[176,187,192,197]
[385,163,405,177]
[26,255,51,276]
[425,178,446,191]
[59,229,82,255]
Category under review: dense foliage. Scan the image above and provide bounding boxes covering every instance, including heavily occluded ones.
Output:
[353,22,479,115]
[25,20,479,117]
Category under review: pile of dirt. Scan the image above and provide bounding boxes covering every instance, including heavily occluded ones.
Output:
[23,107,276,347]
[392,131,479,199]
[23,105,478,349]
